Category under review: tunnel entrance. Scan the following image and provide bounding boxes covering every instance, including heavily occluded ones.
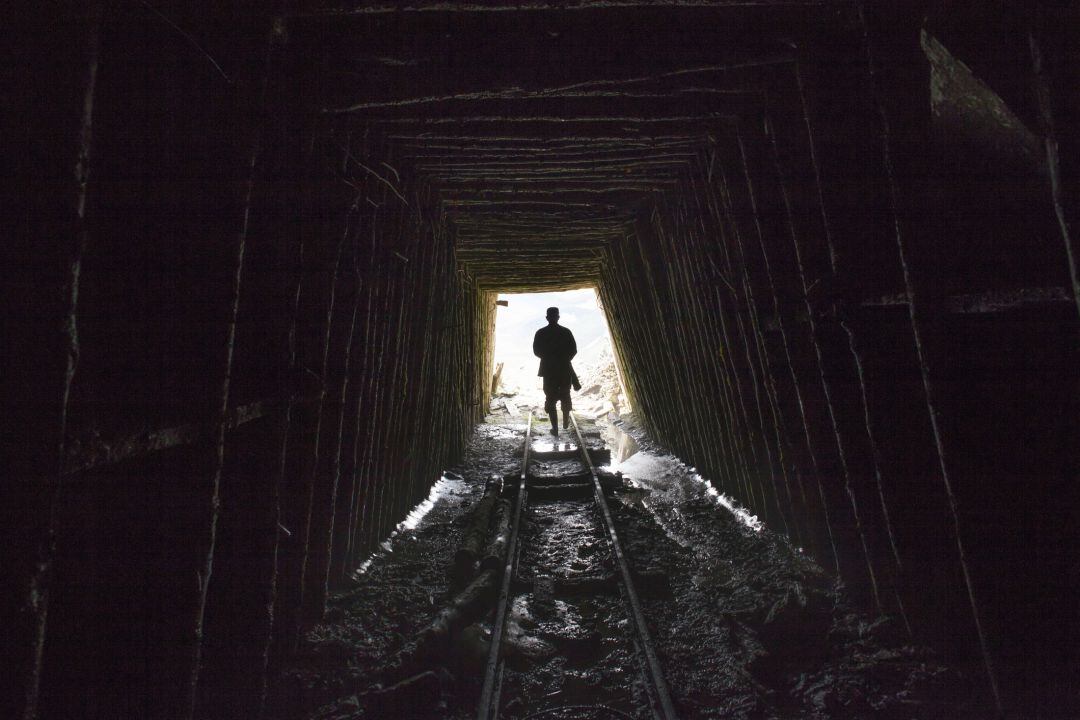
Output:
[492,289,629,418]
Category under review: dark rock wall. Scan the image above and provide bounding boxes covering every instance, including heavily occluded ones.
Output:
[6,6,491,719]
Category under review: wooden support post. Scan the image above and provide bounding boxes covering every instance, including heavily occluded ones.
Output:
[15,10,101,720]
[1029,20,1080,324]
[856,1,1002,710]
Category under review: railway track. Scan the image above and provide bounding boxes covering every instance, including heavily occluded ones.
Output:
[477,412,678,720]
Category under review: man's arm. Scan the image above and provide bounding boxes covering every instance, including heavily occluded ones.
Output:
[567,329,577,360]
[533,328,543,358]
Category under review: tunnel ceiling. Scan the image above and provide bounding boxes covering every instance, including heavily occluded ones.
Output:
[296,1,836,291]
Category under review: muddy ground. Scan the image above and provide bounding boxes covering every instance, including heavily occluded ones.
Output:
[272,408,983,720]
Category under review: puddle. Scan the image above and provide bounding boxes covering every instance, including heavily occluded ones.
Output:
[478,423,520,440]
[352,472,470,578]
[609,424,640,464]
[399,473,468,530]
[600,420,762,533]
[530,459,587,478]
[529,439,581,454]
[701,477,763,532]
[594,422,634,465]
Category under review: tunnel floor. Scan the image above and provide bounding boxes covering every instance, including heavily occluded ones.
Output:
[274,410,979,720]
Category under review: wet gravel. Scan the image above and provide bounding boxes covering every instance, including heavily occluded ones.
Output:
[600,415,978,720]
[275,411,977,720]
[502,492,643,717]
[271,422,523,719]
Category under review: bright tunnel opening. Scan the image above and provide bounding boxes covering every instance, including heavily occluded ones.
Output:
[492,288,630,418]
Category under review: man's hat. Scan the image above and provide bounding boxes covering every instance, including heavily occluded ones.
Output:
[546,306,559,318]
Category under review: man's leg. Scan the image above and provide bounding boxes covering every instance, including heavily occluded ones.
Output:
[543,379,559,435]
[561,385,572,433]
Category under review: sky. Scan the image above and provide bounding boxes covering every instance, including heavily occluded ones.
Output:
[492,288,611,393]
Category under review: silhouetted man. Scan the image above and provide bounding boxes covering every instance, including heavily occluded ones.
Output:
[533,306,577,436]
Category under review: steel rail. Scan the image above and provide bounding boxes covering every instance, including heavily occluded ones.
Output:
[570,413,679,720]
[477,412,532,720]
[478,411,678,720]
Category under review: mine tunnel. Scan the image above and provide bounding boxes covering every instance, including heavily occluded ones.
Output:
[8,1,1079,718]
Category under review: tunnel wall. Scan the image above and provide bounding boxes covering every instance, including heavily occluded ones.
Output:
[5,8,492,719]
[599,5,1078,713]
